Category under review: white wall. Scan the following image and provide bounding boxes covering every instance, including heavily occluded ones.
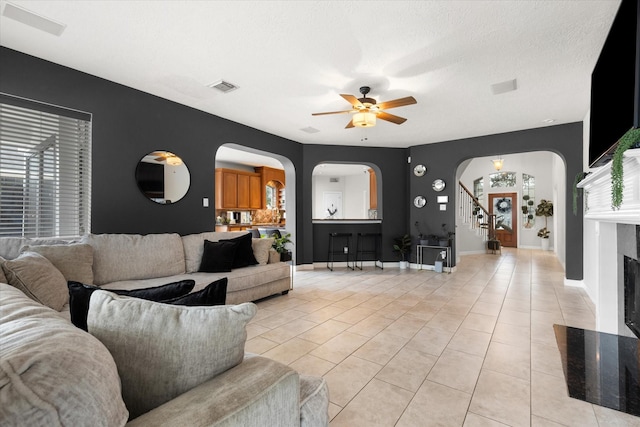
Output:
[458,151,562,253]
[312,172,370,219]
[164,163,190,203]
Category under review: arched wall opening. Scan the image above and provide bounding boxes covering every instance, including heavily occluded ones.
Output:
[214,143,297,262]
[455,151,566,266]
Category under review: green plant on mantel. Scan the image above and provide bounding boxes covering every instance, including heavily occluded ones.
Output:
[611,127,640,210]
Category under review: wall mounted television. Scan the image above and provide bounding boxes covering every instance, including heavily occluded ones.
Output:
[589,0,640,168]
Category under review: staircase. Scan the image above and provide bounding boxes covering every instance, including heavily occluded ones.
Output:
[458,181,497,242]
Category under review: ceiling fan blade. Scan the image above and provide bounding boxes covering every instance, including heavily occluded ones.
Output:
[377,111,407,125]
[340,94,364,108]
[154,156,166,162]
[377,96,417,110]
[312,109,354,116]
[345,119,355,129]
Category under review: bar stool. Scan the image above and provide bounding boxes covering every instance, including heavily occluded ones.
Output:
[355,232,383,270]
[327,232,353,271]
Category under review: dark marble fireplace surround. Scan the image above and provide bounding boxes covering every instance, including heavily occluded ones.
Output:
[624,225,640,338]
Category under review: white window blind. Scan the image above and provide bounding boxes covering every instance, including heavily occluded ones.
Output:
[0,94,91,238]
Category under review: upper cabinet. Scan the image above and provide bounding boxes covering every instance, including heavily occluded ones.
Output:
[369,168,377,209]
[215,168,262,210]
[254,166,285,210]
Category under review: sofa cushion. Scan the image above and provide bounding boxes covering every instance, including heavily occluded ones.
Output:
[87,291,257,419]
[82,233,186,285]
[0,237,73,260]
[182,231,249,273]
[199,240,237,273]
[252,237,274,266]
[67,280,196,331]
[2,251,68,311]
[0,283,129,426]
[300,375,330,427]
[221,232,258,269]
[21,243,94,284]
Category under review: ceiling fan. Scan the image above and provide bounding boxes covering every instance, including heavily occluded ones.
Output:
[150,151,182,166]
[312,86,417,129]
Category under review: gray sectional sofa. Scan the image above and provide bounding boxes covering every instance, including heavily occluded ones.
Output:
[0,231,329,426]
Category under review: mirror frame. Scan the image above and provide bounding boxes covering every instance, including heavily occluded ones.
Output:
[135,151,191,205]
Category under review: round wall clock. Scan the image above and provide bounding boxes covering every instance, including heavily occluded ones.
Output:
[432,179,446,192]
[413,164,427,177]
[414,195,427,208]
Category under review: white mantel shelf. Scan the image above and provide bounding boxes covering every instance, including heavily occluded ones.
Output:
[578,149,640,225]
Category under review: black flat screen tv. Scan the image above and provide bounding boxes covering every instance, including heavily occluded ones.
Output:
[135,161,164,199]
[589,0,640,168]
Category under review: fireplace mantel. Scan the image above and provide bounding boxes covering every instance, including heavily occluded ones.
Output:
[578,149,640,225]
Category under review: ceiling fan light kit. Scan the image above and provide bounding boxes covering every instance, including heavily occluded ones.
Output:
[313,86,416,129]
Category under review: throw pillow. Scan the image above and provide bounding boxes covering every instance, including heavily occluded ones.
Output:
[21,243,94,284]
[87,290,257,419]
[163,278,227,306]
[198,240,237,273]
[2,251,68,311]
[221,232,258,269]
[0,256,7,284]
[0,284,129,426]
[68,280,196,331]
[252,237,275,265]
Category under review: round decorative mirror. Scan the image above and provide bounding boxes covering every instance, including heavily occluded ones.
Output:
[413,164,427,177]
[432,179,446,192]
[414,195,427,208]
[135,151,190,204]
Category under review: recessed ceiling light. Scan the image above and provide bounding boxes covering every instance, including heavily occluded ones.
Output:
[300,126,320,134]
[542,118,556,123]
[490,79,517,95]
[207,80,239,93]
[2,3,66,36]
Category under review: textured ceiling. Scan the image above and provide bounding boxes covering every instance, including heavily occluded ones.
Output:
[0,0,621,149]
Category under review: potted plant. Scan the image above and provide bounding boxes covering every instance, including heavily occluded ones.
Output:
[272,232,293,262]
[438,224,455,247]
[393,234,411,269]
[535,199,553,250]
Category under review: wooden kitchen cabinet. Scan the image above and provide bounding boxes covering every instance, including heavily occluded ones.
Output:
[369,168,377,209]
[215,168,261,210]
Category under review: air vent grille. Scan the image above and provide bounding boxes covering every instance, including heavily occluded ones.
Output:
[207,80,239,93]
[330,177,340,183]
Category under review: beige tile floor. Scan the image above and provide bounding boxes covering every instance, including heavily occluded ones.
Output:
[245,248,640,426]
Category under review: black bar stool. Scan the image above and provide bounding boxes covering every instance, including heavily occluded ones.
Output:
[327,232,353,271]
[355,232,383,270]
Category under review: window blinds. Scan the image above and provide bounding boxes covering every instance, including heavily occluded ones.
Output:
[0,94,91,238]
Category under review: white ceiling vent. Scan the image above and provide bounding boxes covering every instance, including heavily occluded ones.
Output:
[207,80,239,93]
[2,3,66,36]
[330,177,340,183]
[491,79,517,95]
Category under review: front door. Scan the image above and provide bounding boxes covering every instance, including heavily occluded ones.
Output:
[489,193,517,248]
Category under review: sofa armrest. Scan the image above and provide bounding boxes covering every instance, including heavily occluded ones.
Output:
[126,356,300,427]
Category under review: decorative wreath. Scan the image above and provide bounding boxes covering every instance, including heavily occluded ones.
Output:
[495,198,511,214]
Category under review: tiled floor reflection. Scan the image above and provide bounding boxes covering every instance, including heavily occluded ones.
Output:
[554,324,640,417]
[246,249,640,426]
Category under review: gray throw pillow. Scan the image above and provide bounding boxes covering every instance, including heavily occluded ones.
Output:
[2,251,68,311]
[21,243,94,284]
[87,290,257,419]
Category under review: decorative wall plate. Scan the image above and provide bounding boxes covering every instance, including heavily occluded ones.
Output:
[414,195,427,208]
[413,164,427,177]
[432,179,445,192]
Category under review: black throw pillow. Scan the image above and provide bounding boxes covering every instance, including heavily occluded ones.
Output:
[163,278,228,306]
[68,280,195,331]
[199,240,238,273]
[220,232,258,269]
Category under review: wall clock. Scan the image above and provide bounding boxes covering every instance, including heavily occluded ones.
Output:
[432,179,445,192]
[413,164,427,177]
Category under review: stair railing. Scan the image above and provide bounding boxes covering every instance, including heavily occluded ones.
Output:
[458,181,496,241]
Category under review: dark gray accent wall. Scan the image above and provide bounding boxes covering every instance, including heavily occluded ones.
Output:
[0,47,583,277]
[408,123,584,280]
